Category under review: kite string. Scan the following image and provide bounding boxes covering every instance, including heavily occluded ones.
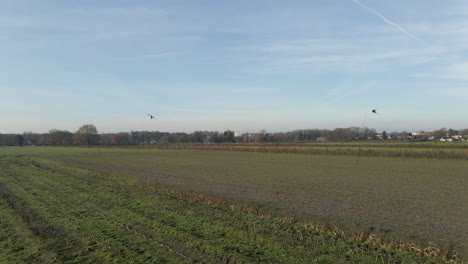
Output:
[356,112,368,170]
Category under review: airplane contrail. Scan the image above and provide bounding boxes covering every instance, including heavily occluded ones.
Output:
[350,0,426,45]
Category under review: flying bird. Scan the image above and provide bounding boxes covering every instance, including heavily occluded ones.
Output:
[372,109,379,115]
[148,114,156,120]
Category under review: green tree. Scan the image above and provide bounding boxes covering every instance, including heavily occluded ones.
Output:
[190,131,206,143]
[223,130,235,142]
[448,128,459,137]
[209,133,221,143]
[382,131,388,140]
[15,134,24,146]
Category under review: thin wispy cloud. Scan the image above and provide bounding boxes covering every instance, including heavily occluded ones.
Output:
[66,5,171,19]
[316,81,376,107]
[442,62,468,80]
[350,0,427,45]
[0,16,89,32]
[2,1,467,132]
[411,61,468,80]
[429,87,468,98]
[146,52,180,58]
[96,6,169,17]
[162,85,278,96]
[405,20,468,52]
[247,47,440,75]
[232,39,352,53]
[230,30,443,75]
[113,52,180,61]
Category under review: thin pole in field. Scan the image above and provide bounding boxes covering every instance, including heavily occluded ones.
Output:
[356,112,368,168]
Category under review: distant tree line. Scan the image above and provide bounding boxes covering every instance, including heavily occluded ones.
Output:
[1,125,467,146]
[0,124,100,146]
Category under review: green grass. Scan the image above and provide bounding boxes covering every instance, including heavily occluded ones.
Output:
[0,146,155,156]
[149,142,468,159]
[49,148,467,260]
[3,141,467,159]
[0,156,452,263]
[0,146,466,263]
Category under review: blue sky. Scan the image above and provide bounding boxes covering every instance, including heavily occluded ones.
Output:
[1,0,467,133]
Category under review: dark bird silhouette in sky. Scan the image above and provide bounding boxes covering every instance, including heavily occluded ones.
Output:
[148,114,156,120]
[372,109,379,115]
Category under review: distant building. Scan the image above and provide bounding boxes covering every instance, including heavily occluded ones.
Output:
[235,132,254,137]
[411,132,430,136]
[375,134,386,140]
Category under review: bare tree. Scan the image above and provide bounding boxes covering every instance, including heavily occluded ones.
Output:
[48,129,73,145]
[22,131,39,145]
[254,130,266,143]
[110,133,130,145]
[74,124,100,145]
